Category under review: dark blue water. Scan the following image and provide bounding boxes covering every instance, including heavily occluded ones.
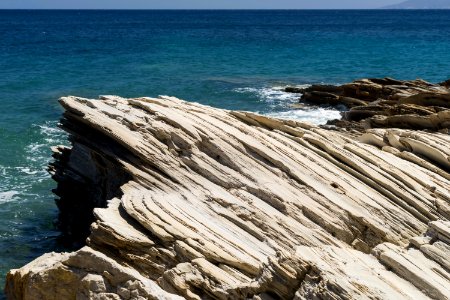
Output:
[1,9,450,292]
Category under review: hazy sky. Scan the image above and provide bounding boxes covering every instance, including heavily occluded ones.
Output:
[1,0,401,9]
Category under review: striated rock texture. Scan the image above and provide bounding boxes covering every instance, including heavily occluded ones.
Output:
[286,78,450,131]
[5,95,450,299]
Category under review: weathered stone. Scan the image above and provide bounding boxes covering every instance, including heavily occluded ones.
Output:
[5,95,450,299]
[286,77,450,131]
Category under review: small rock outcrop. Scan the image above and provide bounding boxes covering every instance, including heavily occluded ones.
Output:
[5,95,450,299]
[286,78,450,131]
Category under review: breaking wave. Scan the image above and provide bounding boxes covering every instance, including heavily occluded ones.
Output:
[234,85,342,125]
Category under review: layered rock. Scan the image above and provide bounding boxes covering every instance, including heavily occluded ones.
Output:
[286,78,450,131]
[5,95,450,299]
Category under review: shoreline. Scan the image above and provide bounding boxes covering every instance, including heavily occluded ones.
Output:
[285,77,450,132]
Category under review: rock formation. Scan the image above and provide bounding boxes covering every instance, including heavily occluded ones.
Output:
[286,78,450,131]
[5,95,450,299]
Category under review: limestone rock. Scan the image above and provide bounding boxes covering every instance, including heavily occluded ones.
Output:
[5,247,180,300]
[285,77,450,131]
[5,95,450,299]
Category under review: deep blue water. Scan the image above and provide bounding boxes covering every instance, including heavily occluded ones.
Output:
[1,9,450,293]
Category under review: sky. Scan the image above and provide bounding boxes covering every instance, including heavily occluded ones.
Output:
[0,0,401,10]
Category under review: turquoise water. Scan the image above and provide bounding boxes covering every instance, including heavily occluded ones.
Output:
[2,9,450,292]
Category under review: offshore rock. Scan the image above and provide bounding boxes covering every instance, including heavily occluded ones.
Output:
[5,95,450,299]
[285,78,450,131]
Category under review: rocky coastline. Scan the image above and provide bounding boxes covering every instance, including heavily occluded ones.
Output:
[4,78,450,299]
[286,77,450,132]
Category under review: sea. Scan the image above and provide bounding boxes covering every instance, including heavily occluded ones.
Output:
[1,9,450,293]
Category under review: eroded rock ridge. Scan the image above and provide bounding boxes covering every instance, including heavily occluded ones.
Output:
[5,94,450,299]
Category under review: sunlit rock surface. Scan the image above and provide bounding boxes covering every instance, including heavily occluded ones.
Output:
[5,95,450,299]
[286,77,450,131]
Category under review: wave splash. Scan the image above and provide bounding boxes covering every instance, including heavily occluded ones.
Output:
[266,108,342,125]
[0,121,66,204]
[234,85,342,125]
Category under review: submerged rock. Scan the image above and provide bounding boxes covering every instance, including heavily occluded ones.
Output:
[5,95,450,299]
[285,77,450,131]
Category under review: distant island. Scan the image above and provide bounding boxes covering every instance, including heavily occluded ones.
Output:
[382,0,450,9]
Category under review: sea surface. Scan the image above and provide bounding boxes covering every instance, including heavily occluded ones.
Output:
[1,9,450,293]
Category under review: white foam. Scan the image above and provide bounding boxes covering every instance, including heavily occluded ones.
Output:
[37,121,66,143]
[25,142,45,153]
[38,122,64,136]
[15,167,39,175]
[0,121,67,204]
[26,121,66,164]
[234,85,308,108]
[0,191,20,203]
[266,108,342,125]
[234,85,341,125]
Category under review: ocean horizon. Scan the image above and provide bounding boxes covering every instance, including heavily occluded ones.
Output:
[3,8,450,10]
[1,9,450,294]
